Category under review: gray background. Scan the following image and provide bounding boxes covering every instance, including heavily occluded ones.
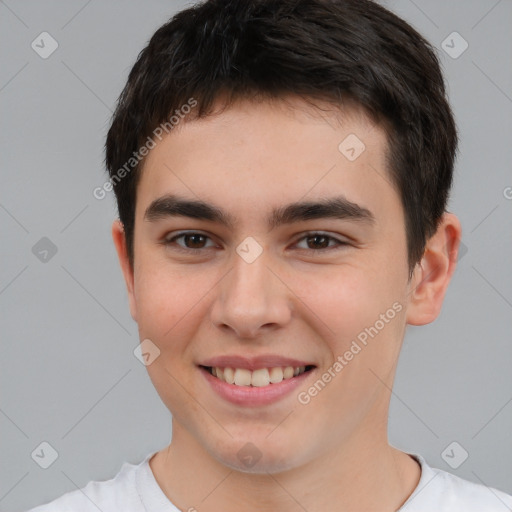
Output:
[1,0,511,510]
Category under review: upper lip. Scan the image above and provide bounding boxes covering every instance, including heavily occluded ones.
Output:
[199,355,315,370]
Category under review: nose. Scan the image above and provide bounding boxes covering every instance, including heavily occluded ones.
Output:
[209,249,292,339]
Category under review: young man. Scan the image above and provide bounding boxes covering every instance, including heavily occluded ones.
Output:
[28,0,512,510]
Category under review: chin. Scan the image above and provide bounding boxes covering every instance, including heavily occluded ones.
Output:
[208,434,305,475]
[221,451,299,475]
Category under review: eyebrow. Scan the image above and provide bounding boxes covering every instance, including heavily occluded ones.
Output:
[144,193,375,230]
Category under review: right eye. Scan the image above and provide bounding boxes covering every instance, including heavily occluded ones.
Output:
[162,231,218,253]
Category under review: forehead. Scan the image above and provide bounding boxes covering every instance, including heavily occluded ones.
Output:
[135,95,398,225]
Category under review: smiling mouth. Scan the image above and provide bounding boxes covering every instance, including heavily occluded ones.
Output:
[200,365,316,387]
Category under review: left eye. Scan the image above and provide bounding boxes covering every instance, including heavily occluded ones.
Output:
[163,231,347,253]
[294,232,347,251]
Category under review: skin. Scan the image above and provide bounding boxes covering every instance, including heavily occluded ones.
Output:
[112,95,461,512]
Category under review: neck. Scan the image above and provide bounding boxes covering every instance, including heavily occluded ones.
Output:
[149,411,421,512]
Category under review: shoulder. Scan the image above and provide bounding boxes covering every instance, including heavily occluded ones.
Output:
[427,466,512,511]
[25,457,146,512]
[400,453,512,512]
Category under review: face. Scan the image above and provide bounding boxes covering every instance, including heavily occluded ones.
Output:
[115,96,422,473]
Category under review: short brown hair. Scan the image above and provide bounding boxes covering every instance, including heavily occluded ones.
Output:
[105,0,458,276]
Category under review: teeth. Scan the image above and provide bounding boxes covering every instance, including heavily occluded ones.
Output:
[283,366,294,379]
[223,367,235,384]
[234,368,252,386]
[269,367,283,383]
[251,368,270,387]
[210,365,309,386]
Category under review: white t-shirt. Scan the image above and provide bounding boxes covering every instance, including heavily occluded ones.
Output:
[26,451,512,511]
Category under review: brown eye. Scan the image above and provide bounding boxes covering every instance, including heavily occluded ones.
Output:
[182,233,207,249]
[306,234,330,250]
[164,232,216,252]
[294,232,348,252]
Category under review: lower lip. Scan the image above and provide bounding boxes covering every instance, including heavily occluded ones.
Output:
[199,366,314,407]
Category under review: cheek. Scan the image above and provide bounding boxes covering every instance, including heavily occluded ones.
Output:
[292,271,407,440]
[132,266,210,419]
[133,261,209,341]
[300,264,403,342]
[298,263,407,407]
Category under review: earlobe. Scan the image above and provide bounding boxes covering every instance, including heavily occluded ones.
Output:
[406,213,462,326]
[111,219,138,322]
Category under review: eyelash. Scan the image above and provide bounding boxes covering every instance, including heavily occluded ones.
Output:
[162,231,349,254]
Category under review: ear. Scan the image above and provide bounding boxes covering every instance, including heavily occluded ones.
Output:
[111,219,137,322]
[406,213,462,326]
